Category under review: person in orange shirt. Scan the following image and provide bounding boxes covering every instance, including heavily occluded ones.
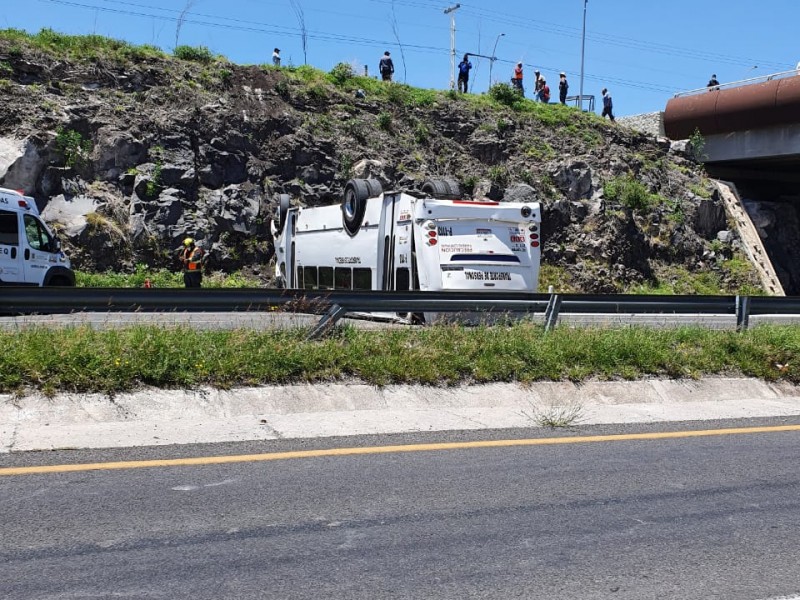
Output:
[512,62,524,96]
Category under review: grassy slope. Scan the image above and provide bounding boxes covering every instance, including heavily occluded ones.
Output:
[0,325,797,395]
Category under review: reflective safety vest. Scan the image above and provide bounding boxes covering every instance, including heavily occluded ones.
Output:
[181,246,204,272]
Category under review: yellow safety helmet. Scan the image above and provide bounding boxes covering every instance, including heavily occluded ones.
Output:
[183,237,194,247]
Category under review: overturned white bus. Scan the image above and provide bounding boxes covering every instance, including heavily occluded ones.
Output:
[270,178,542,321]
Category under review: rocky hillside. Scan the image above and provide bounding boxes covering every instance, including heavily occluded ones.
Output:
[0,29,762,294]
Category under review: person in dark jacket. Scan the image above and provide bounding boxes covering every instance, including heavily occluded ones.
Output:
[559,72,569,104]
[601,88,615,121]
[457,53,472,93]
[379,51,394,81]
[707,74,720,89]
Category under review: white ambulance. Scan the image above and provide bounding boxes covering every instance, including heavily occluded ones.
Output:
[271,178,542,321]
[0,187,75,286]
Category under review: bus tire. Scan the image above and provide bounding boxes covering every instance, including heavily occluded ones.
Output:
[342,179,370,236]
[365,178,383,198]
[443,178,462,199]
[421,179,451,199]
[277,194,291,234]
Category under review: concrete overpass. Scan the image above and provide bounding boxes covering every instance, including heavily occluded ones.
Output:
[664,70,800,186]
[664,71,800,294]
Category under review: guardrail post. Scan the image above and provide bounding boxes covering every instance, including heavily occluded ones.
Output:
[735,295,750,331]
[307,304,347,340]
[544,294,562,333]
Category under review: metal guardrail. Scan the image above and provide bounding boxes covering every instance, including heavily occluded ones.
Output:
[673,69,799,98]
[2,288,800,338]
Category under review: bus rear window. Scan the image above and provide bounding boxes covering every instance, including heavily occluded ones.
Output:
[449,254,520,263]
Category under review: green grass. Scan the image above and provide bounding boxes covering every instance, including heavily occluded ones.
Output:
[0,324,797,395]
[0,28,166,62]
[75,265,261,288]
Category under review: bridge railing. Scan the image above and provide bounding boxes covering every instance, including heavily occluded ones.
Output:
[673,69,799,98]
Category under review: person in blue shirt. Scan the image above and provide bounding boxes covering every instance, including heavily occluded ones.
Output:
[457,53,472,93]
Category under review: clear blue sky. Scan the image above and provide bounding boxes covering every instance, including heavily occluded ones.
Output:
[4,0,797,116]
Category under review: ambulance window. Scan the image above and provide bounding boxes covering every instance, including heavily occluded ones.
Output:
[353,268,372,290]
[318,267,334,289]
[396,268,410,291]
[335,267,351,289]
[24,215,54,252]
[0,210,18,245]
[303,266,318,289]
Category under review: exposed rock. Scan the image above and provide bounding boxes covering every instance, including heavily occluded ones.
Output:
[693,198,727,239]
[551,161,593,201]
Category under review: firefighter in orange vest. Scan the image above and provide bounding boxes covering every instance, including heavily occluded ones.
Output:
[180,237,205,288]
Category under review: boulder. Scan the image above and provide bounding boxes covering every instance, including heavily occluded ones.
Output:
[693,198,727,239]
[551,161,593,201]
[0,136,49,193]
[91,128,146,178]
[502,183,537,204]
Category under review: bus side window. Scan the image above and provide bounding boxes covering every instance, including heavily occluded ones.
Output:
[353,268,372,290]
[319,266,334,290]
[0,210,19,245]
[396,268,410,291]
[303,266,318,290]
[335,267,352,290]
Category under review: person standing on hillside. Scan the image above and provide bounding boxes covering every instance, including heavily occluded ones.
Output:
[180,237,205,288]
[533,70,542,100]
[457,53,472,93]
[601,88,615,121]
[272,48,281,67]
[559,72,569,104]
[537,77,551,103]
[512,62,524,96]
[379,51,394,82]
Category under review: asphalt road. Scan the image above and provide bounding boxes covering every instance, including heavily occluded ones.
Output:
[2,422,800,600]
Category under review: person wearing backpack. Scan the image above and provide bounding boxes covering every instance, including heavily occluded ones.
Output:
[457,53,472,93]
[379,51,394,82]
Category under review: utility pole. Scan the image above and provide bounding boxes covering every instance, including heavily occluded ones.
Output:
[444,4,461,90]
[579,0,588,110]
[489,32,505,88]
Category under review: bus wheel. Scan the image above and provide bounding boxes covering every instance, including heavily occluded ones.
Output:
[277,193,291,234]
[365,179,383,198]
[442,178,462,199]
[46,276,71,287]
[342,179,370,236]
[422,178,460,199]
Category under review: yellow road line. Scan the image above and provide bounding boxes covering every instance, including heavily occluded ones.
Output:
[2,424,800,477]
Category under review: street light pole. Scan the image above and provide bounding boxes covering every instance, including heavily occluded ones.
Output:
[579,0,588,110]
[489,32,505,89]
[444,4,461,90]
